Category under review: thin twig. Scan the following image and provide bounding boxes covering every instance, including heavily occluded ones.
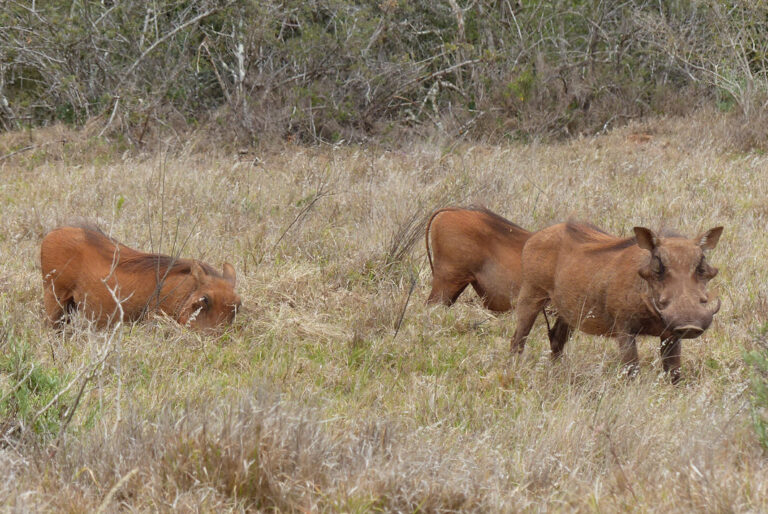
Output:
[0,364,35,406]
[397,59,481,95]
[57,367,94,440]
[269,173,335,256]
[593,424,639,504]
[0,140,65,163]
[117,7,223,88]
[101,251,128,434]
[98,96,120,138]
[393,272,418,341]
[25,361,94,433]
[200,40,232,104]
[270,192,333,254]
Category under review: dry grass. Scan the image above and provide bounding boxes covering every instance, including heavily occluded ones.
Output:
[1,110,767,511]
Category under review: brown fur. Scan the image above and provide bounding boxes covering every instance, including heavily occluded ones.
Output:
[41,226,242,330]
[425,206,532,312]
[510,222,723,383]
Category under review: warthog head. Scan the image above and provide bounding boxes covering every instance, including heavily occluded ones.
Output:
[179,262,242,330]
[635,226,723,339]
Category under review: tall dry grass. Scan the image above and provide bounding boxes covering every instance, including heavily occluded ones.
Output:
[1,110,767,511]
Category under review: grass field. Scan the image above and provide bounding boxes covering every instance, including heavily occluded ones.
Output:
[1,112,767,511]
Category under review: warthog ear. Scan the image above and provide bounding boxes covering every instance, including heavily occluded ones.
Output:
[222,262,236,287]
[697,226,723,250]
[190,261,206,284]
[634,227,659,251]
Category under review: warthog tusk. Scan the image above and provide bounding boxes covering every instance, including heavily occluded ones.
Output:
[643,295,662,317]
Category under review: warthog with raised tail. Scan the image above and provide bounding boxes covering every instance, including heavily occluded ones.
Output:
[510,222,723,383]
[426,206,532,312]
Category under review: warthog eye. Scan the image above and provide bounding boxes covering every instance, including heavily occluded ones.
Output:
[651,256,665,277]
[696,257,716,279]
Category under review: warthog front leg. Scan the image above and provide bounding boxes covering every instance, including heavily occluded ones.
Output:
[616,333,639,378]
[660,337,682,384]
[548,317,572,359]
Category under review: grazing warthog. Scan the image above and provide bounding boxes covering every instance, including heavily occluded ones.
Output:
[426,206,533,312]
[41,226,242,330]
[426,206,571,344]
[510,222,723,382]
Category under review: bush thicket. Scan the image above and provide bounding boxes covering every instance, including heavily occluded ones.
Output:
[3,1,768,144]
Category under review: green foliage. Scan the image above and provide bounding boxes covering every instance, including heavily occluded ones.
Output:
[746,323,768,450]
[717,89,738,113]
[0,327,70,436]
[115,194,126,214]
[506,70,535,104]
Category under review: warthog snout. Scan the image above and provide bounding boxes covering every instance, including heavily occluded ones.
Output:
[661,297,720,339]
[672,325,705,339]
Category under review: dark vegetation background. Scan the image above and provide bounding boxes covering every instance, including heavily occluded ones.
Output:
[3,0,768,147]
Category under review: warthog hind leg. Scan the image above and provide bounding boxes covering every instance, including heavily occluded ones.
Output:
[427,276,469,306]
[510,285,548,354]
[43,281,74,328]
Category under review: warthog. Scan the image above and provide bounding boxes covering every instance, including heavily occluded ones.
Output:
[510,222,723,382]
[425,206,532,312]
[41,226,242,330]
[426,206,571,342]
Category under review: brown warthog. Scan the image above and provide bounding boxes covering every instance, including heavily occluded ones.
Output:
[426,206,571,344]
[510,222,723,382]
[41,226,242,330]
[426,206,532,312]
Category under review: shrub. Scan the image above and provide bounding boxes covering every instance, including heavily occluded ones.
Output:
[1,0,768,145]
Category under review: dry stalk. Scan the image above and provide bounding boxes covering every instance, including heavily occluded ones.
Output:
[268,171,335,257]
[392,272,418,341]
[96,468,139,513]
